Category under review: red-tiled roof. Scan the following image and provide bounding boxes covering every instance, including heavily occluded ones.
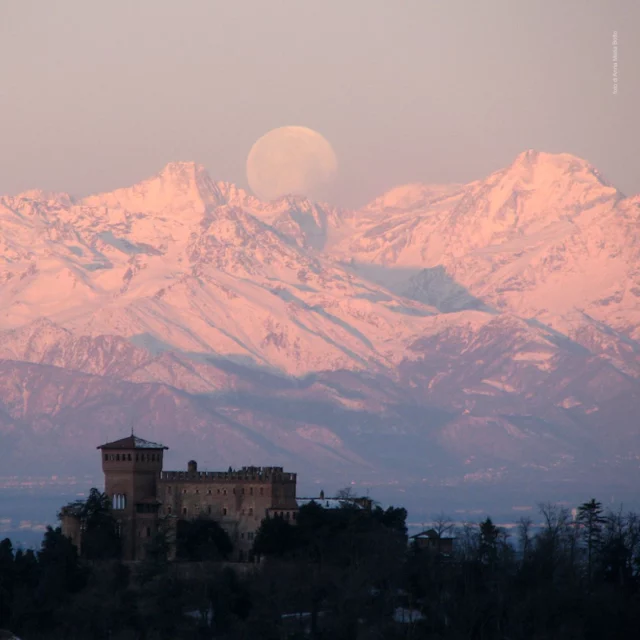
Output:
[97,435,168,450]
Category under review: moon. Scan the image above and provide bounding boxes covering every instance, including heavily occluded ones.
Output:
[246,126,337,201]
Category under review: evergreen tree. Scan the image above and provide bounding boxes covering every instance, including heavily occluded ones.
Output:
[577,498,606,585]
[80,488,121,561]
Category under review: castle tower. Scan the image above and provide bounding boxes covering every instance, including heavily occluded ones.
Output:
[97,434,168,560]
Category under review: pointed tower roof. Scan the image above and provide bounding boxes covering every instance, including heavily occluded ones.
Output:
[97,435,168,450]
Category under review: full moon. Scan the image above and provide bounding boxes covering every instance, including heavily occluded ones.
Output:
[246,126,337,201]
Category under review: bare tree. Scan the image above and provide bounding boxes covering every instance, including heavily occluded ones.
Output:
[431,512,455,538]
[336,486,355,500]
[517,516,533,561]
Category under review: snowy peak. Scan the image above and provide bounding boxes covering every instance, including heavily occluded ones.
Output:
[80,161,224,218]
[483,150,620,212]
[364,183,463,214]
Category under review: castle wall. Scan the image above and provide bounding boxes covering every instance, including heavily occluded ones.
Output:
[60,511,82,554]
[158,466,297,561]
[95,438,298,563]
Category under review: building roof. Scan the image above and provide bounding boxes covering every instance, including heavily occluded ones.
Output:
[411,528,456,540]
[97,435,168,450]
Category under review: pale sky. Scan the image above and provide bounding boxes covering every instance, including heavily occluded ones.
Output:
[0,0,637,207]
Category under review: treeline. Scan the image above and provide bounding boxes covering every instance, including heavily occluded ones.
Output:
[0,495,639,639]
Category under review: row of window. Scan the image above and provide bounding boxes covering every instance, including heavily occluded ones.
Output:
[166,486,264,496]
[112,494,127,510]
[104,453,160,462]
[272,511,296,521]
[166,505,254,517]
[136,503,159,514]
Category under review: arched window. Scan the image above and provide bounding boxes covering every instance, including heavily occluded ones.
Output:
[111,494,127,510]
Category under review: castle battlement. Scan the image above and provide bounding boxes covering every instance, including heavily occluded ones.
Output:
[159,466,296,483]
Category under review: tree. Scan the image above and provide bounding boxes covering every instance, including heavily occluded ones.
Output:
[0,538,14,628]
[517,516,533,562]
[80,488,121,561]
[252,515,298,558]
[176,516,233,561]
[478,517,500,566]
[577,498,606,585]
[336,487,355,500]
[372,506,408,540]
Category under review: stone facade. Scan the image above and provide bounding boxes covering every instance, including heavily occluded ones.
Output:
[62,435,298,562]
[159,460,298,561]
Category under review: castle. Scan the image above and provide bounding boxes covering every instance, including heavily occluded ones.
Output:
[61,435,298,562]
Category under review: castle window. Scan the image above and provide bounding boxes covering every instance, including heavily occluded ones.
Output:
[104,454,108,461]
[183,489,187,494]
[167,506,172,514]
[217,489,220,495]
[128,454,132,461]
[223,508,227,516]
[292,512,297,520]
[233,488,236,495]
[241,488,245,495]
[182,507,187,516]
[250,487,253,495]
[195,489,199,494]
[116,454,120,461]
[208,489,212,495]
[223,489,227,496]
[146,527,151,538]
[135,454,139,462]
[207,506,211,515]
[240,532,244,539]
[285,512,290,520]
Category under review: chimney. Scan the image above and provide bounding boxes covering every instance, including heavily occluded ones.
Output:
[187,460,198,474]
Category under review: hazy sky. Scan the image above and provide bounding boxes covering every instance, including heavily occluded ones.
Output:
[0,0,637,207]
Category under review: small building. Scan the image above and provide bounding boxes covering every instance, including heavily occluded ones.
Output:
[296,489,373,512]
[410,529,455,555]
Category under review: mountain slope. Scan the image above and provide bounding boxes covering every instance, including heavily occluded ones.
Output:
[0,152,638,497]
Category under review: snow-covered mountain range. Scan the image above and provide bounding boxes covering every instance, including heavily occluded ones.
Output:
[1,151,639,497]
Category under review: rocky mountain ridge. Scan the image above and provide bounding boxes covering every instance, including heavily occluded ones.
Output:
[1,151,638,496]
